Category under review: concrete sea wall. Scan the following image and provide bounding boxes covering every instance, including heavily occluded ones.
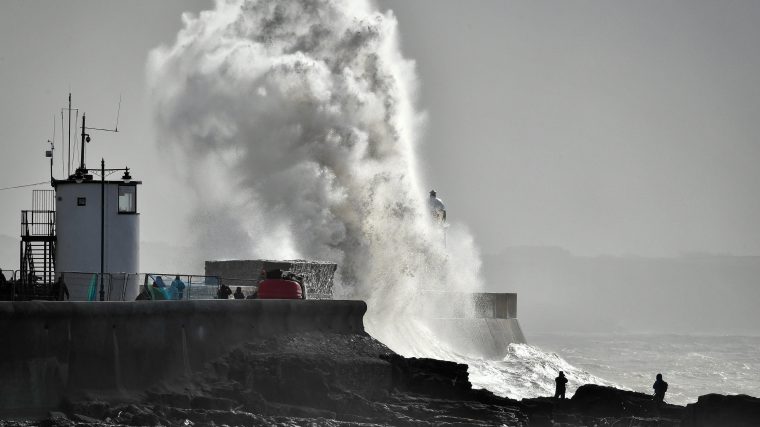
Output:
[0,300,366,414]
[415,292,526,359]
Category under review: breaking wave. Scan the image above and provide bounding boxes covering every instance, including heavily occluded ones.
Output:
[467,344,621,400]
[148,0,481,354]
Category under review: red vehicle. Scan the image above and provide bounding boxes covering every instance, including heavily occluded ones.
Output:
[257,279,304,299]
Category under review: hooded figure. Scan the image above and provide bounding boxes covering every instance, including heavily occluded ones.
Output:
[171,275,186,300]
[151,276,169,300]
[653,373,668,403]
[154,276,166,288]
[554,371,568,399]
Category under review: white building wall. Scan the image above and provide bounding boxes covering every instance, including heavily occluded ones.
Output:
[55,181,140,300]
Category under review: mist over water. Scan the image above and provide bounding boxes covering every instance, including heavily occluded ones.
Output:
[147,0,607,399]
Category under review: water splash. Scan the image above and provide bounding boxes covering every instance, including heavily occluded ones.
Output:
[148,0,482,353]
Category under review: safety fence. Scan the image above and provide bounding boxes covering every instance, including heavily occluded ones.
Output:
[141,273,222,301]
[0,270,267,302]
[0,269,58,301]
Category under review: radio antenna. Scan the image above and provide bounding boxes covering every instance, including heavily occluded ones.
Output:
[67,93,72,176]
[60,111,65,175]
[115,94,121,132]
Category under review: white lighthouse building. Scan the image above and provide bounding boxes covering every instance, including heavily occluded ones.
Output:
[18,95,141,301]
[53,165,140,300]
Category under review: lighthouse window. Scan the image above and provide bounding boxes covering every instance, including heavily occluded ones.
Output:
[118,185,136,213]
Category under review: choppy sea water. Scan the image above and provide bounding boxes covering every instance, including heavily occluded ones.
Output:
[508,333,760,406]
[370,318,759,406]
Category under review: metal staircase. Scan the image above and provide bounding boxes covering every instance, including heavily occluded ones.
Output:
[19,190,56,286]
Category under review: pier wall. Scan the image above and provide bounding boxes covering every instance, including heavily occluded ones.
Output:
[414,292,526,359]
[0,300,366,414]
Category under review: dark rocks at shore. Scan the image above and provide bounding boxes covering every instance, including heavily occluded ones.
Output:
[681,393,760,427]
[2,332,759,426]
[521,384,683,426]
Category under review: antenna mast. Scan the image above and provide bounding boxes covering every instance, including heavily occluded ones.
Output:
[68,93,72,176]
[80,114,89,171]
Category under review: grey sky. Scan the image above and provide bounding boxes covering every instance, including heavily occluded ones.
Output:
[2,0,760,273]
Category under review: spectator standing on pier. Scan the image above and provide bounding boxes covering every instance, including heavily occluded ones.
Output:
[554,371,568,399]
[217,284,232,299]
[53,275,69,301]
[171,275,186,300]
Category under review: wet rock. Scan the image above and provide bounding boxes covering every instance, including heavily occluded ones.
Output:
[71,414,102,424]
[521,384,684,426]
[681,393,760,427]
[380,354,472,399]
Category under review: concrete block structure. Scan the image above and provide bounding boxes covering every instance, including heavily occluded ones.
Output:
[205,259,337,300]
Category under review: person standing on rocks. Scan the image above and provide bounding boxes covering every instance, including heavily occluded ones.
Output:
[653,373,668,404]
[554,371,568,399]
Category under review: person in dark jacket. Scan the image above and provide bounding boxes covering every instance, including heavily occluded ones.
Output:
[554,371,568,399]
[233,286,245,299]
[653,373,668,404]
[53,275,69,301]
[217,284,232,299]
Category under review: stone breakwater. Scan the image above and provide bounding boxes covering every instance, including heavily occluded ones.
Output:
[2,333,759,426]
[1,301,759,426]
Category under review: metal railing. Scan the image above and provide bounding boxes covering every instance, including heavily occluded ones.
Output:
[141,273,223,301]
[0,270,275,302]
[21,210,56,237]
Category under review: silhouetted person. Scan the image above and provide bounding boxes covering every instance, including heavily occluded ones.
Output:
[217,284,232,299]
[53,275,69,301]
[233,286,245,299]
[171,275,186,300]
[653,373,668,404]
[0,269,7,285]
[554,371,568,399]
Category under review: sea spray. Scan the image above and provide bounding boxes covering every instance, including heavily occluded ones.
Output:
[147,0,481,353]
[148,0,612,398]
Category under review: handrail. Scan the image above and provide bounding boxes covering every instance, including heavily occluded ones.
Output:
[20,210,56,238]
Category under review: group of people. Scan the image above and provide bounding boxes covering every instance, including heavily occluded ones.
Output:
[148,275,186,300]
[554,371,669,404]
[216,284,253,299]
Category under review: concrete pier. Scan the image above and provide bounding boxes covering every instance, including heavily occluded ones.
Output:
[0,300,366,414]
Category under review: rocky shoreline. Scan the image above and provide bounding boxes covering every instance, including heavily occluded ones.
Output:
[2,331,758,426]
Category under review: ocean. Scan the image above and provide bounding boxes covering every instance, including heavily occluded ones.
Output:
[470,333,760,406]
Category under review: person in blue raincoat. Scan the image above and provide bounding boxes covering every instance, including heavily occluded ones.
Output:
[170,275,186,300]
[151,276,169,300]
